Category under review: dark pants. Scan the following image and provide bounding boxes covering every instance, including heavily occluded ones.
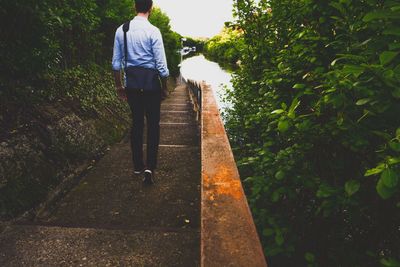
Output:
[125,89,161,171]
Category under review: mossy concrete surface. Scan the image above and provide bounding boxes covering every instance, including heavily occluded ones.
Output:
[0,84,201,266]
[0,99,129,219]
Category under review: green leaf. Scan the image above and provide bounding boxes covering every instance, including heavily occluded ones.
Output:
[376,178,397,199]
[388,157,400,165]
[392,87,400,99]
[275,170,285,180]
[271,190,281,202]
[275,231,284,246]
[363,10,397,22]
[395,64,400,75]
[330,2,345,14]
[331,57,344,66]
[371,130,392,140]
[317,184,336,198]
[380,51,399,65]
[356,98,371,106]
[298,31,306,38]
[381,169,399,188]
[365,165,385,176]
[345,180,361,196]
[380,257,400,267]
[396,128,400,139]
[383,27,400,36]
[271,109,285,115]
[293,83,306,89]
[262,228,274,237]
[278,120,290,133]
[288,98,300,119]
[342,65,365,77]
[390,43,400,51]
[305,252,315,263]
[389,141,400,152]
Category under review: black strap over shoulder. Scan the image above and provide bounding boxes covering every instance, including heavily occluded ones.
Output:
[122,21,130,69]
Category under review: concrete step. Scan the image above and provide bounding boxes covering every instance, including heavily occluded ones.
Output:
[162,99,191,106]
[162,99,189,104]
[159,123,199,146]
[170,91,188,96]
[173,85,187,92]
[33,144,200,230]
[0,225,199,266]
[160,110,195,123]
[126,122,199,146]
[161,103,191,111]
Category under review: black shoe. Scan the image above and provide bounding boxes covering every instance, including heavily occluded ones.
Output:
[143,170,155,185]
[134,166,145,175]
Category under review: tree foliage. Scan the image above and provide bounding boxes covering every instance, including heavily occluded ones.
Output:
[0,0,180,99]
[226,0,400,266]
[149,7,181,76]
[204,25,245,65]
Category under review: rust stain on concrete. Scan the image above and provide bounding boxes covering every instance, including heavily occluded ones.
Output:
[203,165,243,201]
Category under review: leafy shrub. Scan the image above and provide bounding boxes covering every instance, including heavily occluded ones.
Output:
[204,26,245,65]
[149,7,181,76]
[226,0,400,266]
[0,0,181,101]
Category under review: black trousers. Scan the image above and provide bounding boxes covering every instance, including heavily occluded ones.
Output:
[125,89,161,171]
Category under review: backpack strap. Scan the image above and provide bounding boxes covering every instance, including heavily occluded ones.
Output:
[122,21,130,69]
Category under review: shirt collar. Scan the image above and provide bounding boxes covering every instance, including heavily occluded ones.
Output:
[134,16,149,21]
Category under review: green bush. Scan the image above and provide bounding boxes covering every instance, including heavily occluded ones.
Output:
[204,26,245,65]
[0,0,181,101]
[149,7,181,76]
[226,0,400,266]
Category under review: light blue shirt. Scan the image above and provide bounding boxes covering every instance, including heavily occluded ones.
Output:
[112,16,169,78]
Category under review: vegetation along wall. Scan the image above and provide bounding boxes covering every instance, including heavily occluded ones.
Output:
[205,0,400,266]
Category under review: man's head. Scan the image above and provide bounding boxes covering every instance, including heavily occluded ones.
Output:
[135,0,153,14]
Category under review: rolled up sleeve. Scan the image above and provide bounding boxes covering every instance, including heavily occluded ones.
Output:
[112,28,123,71]
[152,29,169,78]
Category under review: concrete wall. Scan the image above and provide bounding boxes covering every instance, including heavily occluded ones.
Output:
[200,82,267,267]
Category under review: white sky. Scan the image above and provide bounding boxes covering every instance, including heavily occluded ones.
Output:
[153,0,235,38]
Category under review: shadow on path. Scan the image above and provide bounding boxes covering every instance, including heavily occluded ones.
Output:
[0,84,201,266]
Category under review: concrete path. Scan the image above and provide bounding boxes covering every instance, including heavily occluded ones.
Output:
[0,85,201,266]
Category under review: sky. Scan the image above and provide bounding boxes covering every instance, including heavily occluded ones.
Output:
[153,0,235,38]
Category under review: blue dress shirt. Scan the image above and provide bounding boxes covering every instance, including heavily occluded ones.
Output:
[112,16,169,78]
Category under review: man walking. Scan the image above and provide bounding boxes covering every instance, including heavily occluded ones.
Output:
[112,0,169,185]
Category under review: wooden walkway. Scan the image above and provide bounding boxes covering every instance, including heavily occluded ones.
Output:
[0,84,201,266]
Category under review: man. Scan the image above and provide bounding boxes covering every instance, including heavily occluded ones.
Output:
[112,0,169,185]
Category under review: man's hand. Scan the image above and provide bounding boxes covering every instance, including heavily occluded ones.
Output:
[113,70,127,101]
[161,77,168,101]
[116,85,127,101]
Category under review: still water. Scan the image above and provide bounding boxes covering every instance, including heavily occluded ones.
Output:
[179,54,233,113]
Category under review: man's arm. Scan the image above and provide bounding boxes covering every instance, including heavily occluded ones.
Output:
[113,70,126,100]
[152,29,169,99]
[113,70,123,88]
[152,29,169,78]
[111,28,126,100]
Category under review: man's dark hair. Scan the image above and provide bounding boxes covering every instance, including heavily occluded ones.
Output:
[135,0,153,13]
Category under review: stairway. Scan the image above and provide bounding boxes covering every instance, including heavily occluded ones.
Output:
[0,84,201,266]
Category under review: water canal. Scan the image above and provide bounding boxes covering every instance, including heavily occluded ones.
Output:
[180,54,233,114]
